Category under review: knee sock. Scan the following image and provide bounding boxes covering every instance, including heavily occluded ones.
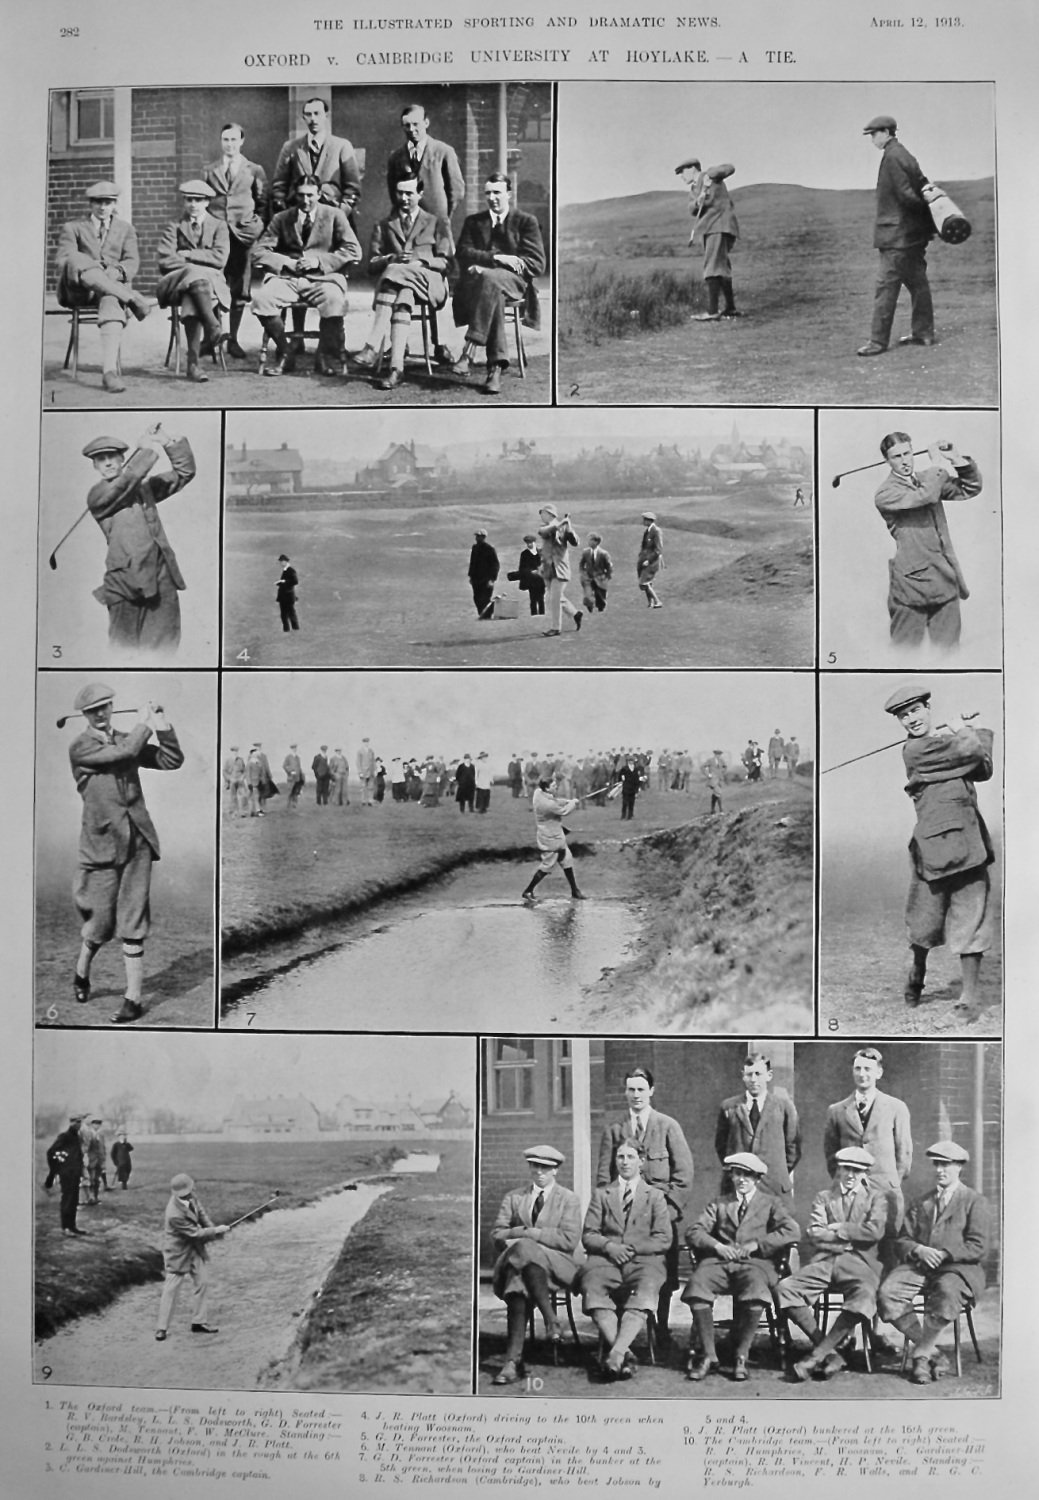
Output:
[503,1295,528,1362]
[122,942,144,1003]
[98,320,122,373]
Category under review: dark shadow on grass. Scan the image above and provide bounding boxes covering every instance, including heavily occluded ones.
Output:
[408,627,548,648]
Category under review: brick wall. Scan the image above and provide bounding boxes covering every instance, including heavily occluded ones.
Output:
[45,154,113,291]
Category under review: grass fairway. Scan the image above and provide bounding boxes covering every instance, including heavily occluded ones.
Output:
[559,180,996,407]
[223,490,813,669]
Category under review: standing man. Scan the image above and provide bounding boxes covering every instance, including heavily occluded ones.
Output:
[67,683,184,1025]
[475,752,493,814]
[452,173,546,395]
[222,744,246,818]
[282,744,305,810]
[250,176,362,377]
[715,1052,801,1200]
[271,97,362,215]
[155,1173,229,1341]
[636,512,664,609]
[507,754,524,798]
[203,122,270,359]
[55,181,156,394]
[521,771,586,902]
[467,529,500,619]
[675,157,741,321]
[454,753,476,814]
[110,1129,134,1189]
[508,534,546,616]
[45,1115,87,1237]
[311,746,331,806]
[618,755,643,822]
[596,1066,694,1344]
[874,434,982,650]
[537,506,582,638]
[705,764,724,814]
[823,1047,913,1242]
[884,685,995,1015]
[330,747,350,807]
[81,425,195,658]
[356,737,376,806]
[857,115,937,356]
[154,181,231,383]
[386,104,465,227]
[246,743,273,817]
[785,736,800,777]
[83,1117,107,1202]
[276,554,300,633]
[579,532,613,615]
[767,730,785,779]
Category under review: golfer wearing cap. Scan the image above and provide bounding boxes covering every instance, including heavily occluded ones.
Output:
[874,432,982,649]
[675,157,741,321]
[55,181,156,393]
[67,682,184,1023]
[155,1174,230,1341]
[884,684,995,1017]
[81,424,195,657]
[636,512,664,609]
[778,1146,888,1381]
[489,1145,581,1385]
[467,529,500,619]
[858,116,937,356]
[878,1141,990,1383]
[536,506,582,637]
[155,181,231,382]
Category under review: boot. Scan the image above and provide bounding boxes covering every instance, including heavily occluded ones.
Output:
[315,319,343,376]
[183,317,208,382]
[260,316,289,374]
[521,870,547,903]
[720,278,740,316]
[693,278,722,321]
[189,282,225,355]
[226,304,248,359]
[564,867,587,901]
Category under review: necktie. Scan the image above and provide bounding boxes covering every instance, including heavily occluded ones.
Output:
[531,1189,543,1225]
[622,1185,633,1225]
[737,1195,748,1223]
[857,1099,869,1127]
[97,219,109,248]
[410,146,419,166]
[749,1100,761,1131]
[635,1117,645,1142]
[301,213,313,245]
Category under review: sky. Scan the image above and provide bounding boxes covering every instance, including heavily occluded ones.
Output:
[557,81,995,204]
[221,669,816,777]
[34,1032,476,1121]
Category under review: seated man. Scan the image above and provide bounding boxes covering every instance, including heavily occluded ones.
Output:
[155,181,231,383]
[55,180,156,394]
[354,176,453,391]
[580,1139,671,1379]
[683,1152,800,1382]
[250,175,361,377]
[777,1146,888,1380]
[489,1144,582,1386]
[451,173,546,395]
[878,1139,990,1384]
[579,533,613,614]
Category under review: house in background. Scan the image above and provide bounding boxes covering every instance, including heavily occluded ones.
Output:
[225,442,304,498]
[356,440,447,492]
[223,1093,321,1138]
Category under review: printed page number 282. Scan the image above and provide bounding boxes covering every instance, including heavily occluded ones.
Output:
[61,27,80,36]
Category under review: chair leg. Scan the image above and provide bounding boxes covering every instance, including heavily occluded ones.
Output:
[420,308,433,375]
[565,1292,580,1345]
[965,1306,983,1364]
[165,312,180,375]
[70,309,80,379]
[953,1314,962,1377]
[64,313,76,373]
[860,1319,873,1374]
[512,307,527,377]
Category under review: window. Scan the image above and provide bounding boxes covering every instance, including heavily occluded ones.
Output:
[71,91,114,146]
[488,1038,535,1113]
[553,1040,573,1113]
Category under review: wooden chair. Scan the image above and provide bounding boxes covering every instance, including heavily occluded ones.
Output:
[526,1286,581,1366]
[257,302,322,373]
[813,1287,875,1372]
[165,306,228,376]
[47,306,120,381]
[899,1294,983,1377]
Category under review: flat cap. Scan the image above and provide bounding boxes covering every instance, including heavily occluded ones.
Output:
[82,435,129,459]
[474,528,488,538]
[863,114,897,134]
[523,533,536,543]
[73,681,115,714]
[69,1113,84,1123]
[477,750,488,758]
[539,504,558,519]
[91,1117,103,1124]
[884,682,931,715]
[724,1152,768,1176]
[179,179,215,197]
[675,156,701,173]
[524,1144,564,1167]
[834,1146,874,1169]
[86,180,120,198]
[170,1173,195,1193]
[926,1140,969,1163]
[642,510,657,521]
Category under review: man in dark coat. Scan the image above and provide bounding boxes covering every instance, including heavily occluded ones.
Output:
[715,1052,802,1199]
[271,97,361,214]
[45,1115,87,1235]
[858,116,937,356]
[508,534,546,615]
[467,530,500,618]
[311,746,331,806]
[455,753,477,813]
[276,554,300,632]
[451,174,546,394]
[110,1130,134,1189]
[386,104,465,227]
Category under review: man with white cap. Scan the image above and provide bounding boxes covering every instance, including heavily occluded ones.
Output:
[674,156,741,321]
[155,181,231,381]
[55,180,156,393]
[884,683,995,1017]
[223,744,247,818]
[857,116,937,356]
[778,1145,888,1380]
[80,424,195,656]
[356,737,376,807]
[682,1152,799,1382]
[67,683,184,1023]
[489,1144,582,1385]
[536,506,582,637]
[282,744,305,810]
[636,512,664,609]
[330,747,350,807]
[878,1140,990,1383]
[155,1173,229,1341]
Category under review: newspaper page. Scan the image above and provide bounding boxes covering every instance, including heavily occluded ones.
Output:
[2,0,1035,1496]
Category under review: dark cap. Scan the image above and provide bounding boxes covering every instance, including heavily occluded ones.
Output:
[82,435,129,459]
[863,114,897,134]
[883,683,931,716]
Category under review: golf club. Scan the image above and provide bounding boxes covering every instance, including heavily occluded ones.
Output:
[821,712,979,774]
[48,442,149,569]
[830,449,927,488]
[225,1191,281,1231]
[55,707,140,730]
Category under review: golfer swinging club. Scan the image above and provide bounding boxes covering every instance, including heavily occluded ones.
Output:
[155,1173,230,1340]
[521,770,587,903]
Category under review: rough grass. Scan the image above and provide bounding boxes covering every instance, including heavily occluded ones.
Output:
[560,262,704,341]
[292,1141,473,1394]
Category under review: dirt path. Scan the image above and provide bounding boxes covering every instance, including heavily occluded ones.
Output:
[35,1186,390,1391]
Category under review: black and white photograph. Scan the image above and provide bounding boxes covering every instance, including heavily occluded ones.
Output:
[477,1038,1000,1400]
[34,671,217,1029]
[818,409,1001,670]
[36,410,222,667]
[221,406,814,669]
[219,670,814,1034]
[33,1030,475,1393]
[42,83,552,408]
[820,672,1002,1037]
[557,82,996,408]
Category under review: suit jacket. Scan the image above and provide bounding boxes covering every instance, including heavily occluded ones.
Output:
[468,540,499,586]
[512,546,544,591]
[823,1091,913,1193]
[596,1110,693,1222]
[894,1183,990,1299]
[283,753,304,784]
[162,1191,220,1273]
[87,437,194,605]
[453,209,546,330]
[688,1190,800,1261]
[537,520,579,582]
[46,1126,84,1183]
[715,1091,802,1197]
[155,214,231,306]
[203,156,269,244]
[56,217,140,305]
[369,208,453,306]
[874,138,934,250]
[875,458,981,608]
[252,206,361,290]
[70,724,184,866]
[804,1181,888,1270]
[582,1179,672,1261]
[689,164,739,240]
[356,745,376,778]
[276,565,298,602]
[312,754,330,779]
[272,132,362,212]
[579,546,613,586]
[455,761,476,800]
[491,1183,582,1293]
[902,726,995,882]
[386,136,465,223]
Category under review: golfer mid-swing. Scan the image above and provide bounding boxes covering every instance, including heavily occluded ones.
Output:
[521,771,587,903]
[155,1173,229,1341]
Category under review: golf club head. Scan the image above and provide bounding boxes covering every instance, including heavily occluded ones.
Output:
[48,555,58,571]
[831,476,842,488]
[55,715,69,729]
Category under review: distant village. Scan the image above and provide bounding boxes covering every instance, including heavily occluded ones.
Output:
[224,425,810,507]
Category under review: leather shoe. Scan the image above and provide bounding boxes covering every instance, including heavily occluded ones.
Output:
[930,1350,951,1379]
[314,352,342,377]
[492,1359,523,1385]
[574,611,583,631]
[733,1356,748,1382]
[262,355,286,377]
[155,1330,167,1341]
[186,358,209,384]
[898,334,935,346]
[570,889,587,900]
[791,1351,822,1381]
[819,1351,847,1379]
[483,364,503,395]
[281,342,300,375]
[451,355,472,378]
[227,340,248,360]
[102,371,127,394]
[200,331,227,358]
[73,973,91,1004]
[542,628,561,637]
[127,292,156,321]
[377,369,403,391]
[686,1355,718,1382]
[191,1323,219,1334]
[856,342,888,356]
[692,311,722,322]
[111,1000,144,1024]
[352,346,379,369]
[434,343,456,367]
[904,966,926,1006]
[909,1356,932,1385]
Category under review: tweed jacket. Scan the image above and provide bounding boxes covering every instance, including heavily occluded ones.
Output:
[804,1181,889,1270]
[902,726,995,883]
[70,724,184,866]
[873,137,934,250]
[715,1090,802,1196]
[894,1183,990,1299]
[155,215,231,306]
[252,206,362,290]
[688,1190,800,1261]
[491,1183,582,1292]
[453,208,546,330]
[579,545,614,587]
[386,137,466,223]
[369,208,453,307]
[203,155,270,244]
[875,458,981,608]
[537,520,579,582]
[87,437,194,606]
[162,1191,220,1273]
[596,1110,694,1221]
[582,1179,672,1261]
[823,1091,913,1191]
[689,164,740,240]
[272,132,362,212]
[56,216,140,304]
